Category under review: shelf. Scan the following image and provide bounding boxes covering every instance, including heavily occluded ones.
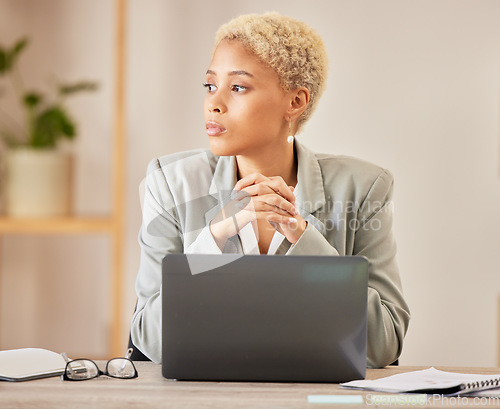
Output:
[0,216,116,235]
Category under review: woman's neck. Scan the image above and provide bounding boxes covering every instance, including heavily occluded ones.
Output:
[235,142,297,186]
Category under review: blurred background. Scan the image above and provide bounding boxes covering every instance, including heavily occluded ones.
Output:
[0,0,499,366]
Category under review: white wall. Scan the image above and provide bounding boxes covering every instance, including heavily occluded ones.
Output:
[1,0,499,365]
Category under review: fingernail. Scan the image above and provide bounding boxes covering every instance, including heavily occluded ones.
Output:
[288,218,297,224]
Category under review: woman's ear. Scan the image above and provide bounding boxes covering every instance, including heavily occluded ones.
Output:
[287,87,310,121]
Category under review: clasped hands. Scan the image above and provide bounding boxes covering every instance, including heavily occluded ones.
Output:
[209,173,307,250]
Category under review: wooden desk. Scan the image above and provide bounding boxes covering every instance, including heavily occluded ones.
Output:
[1,363,499,408]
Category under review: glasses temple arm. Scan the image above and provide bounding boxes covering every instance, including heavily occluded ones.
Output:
[60,352,78,376]
[115,348,135,375]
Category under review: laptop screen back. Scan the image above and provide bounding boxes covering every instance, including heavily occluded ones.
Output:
[162,254,368,382]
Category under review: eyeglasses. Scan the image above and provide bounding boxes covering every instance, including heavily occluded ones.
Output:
[61,348,138,381]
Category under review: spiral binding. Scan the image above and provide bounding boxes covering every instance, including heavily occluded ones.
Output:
[463,377,500,391]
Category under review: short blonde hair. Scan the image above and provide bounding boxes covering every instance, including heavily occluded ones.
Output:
[215,12,329,133]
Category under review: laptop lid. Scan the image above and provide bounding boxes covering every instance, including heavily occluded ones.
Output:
[162,254,368,382]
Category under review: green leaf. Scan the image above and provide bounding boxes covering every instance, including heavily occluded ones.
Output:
[24,92,42,108]
[57,107,76,138]
[12,38,28,55]
[6,38,28,70]
[0,38,29,73]
[59,81,99,95]
[30,106,76,148]
[0,50,7,74]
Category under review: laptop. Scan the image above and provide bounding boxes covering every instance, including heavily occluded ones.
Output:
[162,254,368,382]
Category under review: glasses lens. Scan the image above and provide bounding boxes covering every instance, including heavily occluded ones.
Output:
[106,358,137,378]
[66,359,99,380]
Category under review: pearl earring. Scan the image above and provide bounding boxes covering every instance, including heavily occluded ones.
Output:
[287,119,294,144]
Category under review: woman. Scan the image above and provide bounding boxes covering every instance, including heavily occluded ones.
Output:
[131,12,410,368]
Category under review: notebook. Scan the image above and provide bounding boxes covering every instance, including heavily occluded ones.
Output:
[0,348,66,382]
[162,254,369,382]
[341,367,500,397]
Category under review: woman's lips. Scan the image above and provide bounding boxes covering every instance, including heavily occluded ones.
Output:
[206,121,227,136]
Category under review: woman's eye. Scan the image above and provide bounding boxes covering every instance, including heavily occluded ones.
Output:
[203,83,216,92]
[232,85,247,93]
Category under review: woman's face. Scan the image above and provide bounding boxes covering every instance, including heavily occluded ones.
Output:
[204,40,290,157]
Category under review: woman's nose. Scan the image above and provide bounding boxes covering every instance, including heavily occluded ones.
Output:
[207,93,226,114]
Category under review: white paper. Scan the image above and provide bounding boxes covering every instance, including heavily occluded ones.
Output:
[341,367,500,394]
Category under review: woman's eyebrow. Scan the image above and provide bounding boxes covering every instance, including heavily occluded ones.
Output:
[228,70,254,78]
[205,69,254,78]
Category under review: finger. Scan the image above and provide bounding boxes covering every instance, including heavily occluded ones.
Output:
[266,177,296,203]
[258,194,298,216]
[254,211,298,226]
[233,173,271,192]
[236,194,297,217]
[236,184,277,199]
[233,174,295,204]
[278,217,307,244]
[237,181,295,204]
[235,200,295,218]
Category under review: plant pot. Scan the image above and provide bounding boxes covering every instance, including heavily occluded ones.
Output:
[5,148,72,218]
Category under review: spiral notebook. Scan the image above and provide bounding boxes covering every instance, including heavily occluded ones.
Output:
[341,367,500,397]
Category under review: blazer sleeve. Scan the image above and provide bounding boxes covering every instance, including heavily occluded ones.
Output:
[353,169,410,368]
[288,169,410,368]
[131,159,183,363]
[132,157,228,363]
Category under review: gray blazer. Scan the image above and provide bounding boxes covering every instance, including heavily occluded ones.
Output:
[131,141,410,368]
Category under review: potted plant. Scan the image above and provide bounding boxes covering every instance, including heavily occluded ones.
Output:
[0,37,97,217]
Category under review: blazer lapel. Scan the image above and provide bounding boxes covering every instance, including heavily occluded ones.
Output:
[294,141,327,235]
[204,155,243,253]
[205,155,237,224]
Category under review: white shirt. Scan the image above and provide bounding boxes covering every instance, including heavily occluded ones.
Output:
[238,222,285,255]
